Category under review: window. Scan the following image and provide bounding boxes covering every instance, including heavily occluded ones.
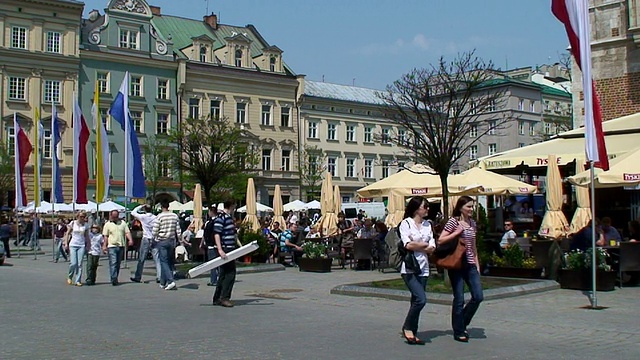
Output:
[188,98,200,119]
[7,127,15,155]
[554,102,561,112]
[43,80,61,104]
[452,169,461,175]
[518,99,524,111]
[529,101,535,112]
[308,121,318,138]
[262,149,271,170]
[43,129,52,159]
[235,49,243,67]
[488,143,497,156]
[131,111,143,133]
[488,120,496,135]
[119,28,138,49]
[8,77,26,100]
[382,160,389,178]
[11,26,27,49]
[46,31,61,53]
[281,150,291,171]
[130,76,142,97]
[470,145,478,160]
[544,101,550,111]
[327,123,337,141]
[99,108,110,131]
[518,121,525,135]
[200,47,207,62]
[469,125,478,138]
[210,100,221,120]
[529,122,535,136]
[236,103,246,123]
[280,106,290,127]
[157,79,168,100]
[544,122,551,135]
[453,147,460,159]
[97,72,109,93]
[518,143,525,148]
[159,154,171,178]
[346,158,355,177]
[398,129,406,145]
[364,126,373,143]
[382,128,390,144]
[156,113,169,134]
[327,157,336,176]
[488,100,496,112]
[269,57,276,72]
[364,159,373,178]
[261,105,272,126]
[346,125,355,142]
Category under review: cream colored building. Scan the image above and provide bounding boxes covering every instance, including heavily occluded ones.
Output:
[300,80,411,202]
[0,0,83,206]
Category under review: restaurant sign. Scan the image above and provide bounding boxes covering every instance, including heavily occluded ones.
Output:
[411,188,428,195]
[623,173,640,181]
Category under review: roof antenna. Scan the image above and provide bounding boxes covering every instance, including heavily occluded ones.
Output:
[352,78,356,86]
[205,0,209,15]
[322,75,325,82]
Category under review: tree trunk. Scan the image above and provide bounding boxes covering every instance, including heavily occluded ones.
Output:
[440,173,450,218]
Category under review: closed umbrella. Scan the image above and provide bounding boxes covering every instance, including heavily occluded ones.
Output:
[272,185,286,230]
[333,185,342,215]
[538,155,569,239]
[316,172,338,236]
[192,184,203,232]
[385,190,405,228]
[570,162,592,234]
[243,178,260,232]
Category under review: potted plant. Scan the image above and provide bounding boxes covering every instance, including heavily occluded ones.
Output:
[558,248,615,291]
[239,229,270,264]
[298,242,332,273]
[484,243,543,278]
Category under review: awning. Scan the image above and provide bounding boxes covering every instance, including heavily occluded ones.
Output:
[569,146,640,188]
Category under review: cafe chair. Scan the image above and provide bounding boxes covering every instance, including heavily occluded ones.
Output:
[352,238,374,270]
[615,242,640,288]
[531,239,554,278]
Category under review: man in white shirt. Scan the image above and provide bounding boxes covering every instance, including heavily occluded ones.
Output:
[130,204,158,283]
[500,221,516,249]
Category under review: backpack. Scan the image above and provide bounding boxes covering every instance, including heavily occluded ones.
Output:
[386,220,407,271]
[203,217,217,247]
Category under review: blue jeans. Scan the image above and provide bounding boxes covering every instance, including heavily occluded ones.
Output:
[401,273,428,333]
[449,264,484,336]
[30,231,40,249]
[151,246,161,281]
[107,247,124,283]
[208,248,219,285]
[55,238,67,261]
[133,237,153,281]
[68,246,85,284]
[157,240,175,286]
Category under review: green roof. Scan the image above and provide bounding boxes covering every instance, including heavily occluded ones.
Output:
[216,24,268,58]
[540,84,571,98]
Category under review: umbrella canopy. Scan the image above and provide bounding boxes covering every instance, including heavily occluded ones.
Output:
[23,201,52,213]
[568,146,640,188]
[192,184,203,232]
[538,155,569,239]
[357,164,482,198]
[305,200,321,210]
[570,162,592,234]
[272,185,286,230]
[52,203,74,212]
[316,172,339,236]
[459,167,538,195]
[384,190,405,228]
[97,201,126,212]
[333,185,342,214]
[168,200,183,211]
[283,200,307,212]
[74,201,98,212]
[242,178,261,232]
[180,200,194,212]
[236,202,274,213]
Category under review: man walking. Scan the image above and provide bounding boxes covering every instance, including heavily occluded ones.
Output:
[212,200,238,307]
[152,200,180,291]
[130,204,159,283]
[102,210,133,286]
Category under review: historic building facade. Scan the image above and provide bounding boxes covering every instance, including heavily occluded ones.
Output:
[0,0,83,206]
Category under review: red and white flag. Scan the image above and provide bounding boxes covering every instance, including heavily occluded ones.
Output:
[73,95,90,204]
[552,0,609,170]
[13,113,32,208]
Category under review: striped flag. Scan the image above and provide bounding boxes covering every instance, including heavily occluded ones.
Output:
[92,82,110,202]
[51,105,64,203]
[73,94,90,204]
[14,113,32,208]
[33,108,43,207]
[109,71,146,198]
[552,0,609,170]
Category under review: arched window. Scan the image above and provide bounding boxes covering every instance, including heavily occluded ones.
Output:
[269,56,276,72]
[235,49,243,67]
[200,46,207,62]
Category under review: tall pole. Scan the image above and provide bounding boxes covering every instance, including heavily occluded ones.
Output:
[589,161,597,307]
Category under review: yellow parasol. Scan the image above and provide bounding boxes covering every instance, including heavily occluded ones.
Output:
[191,184,203,232]
[316,172,339,236]
[538,155,569,239]
[459,167,538,195]
[242,178,260,232]
[569,162,592,234]
[384,190,405,228]
[271,185,286,230]
[333,185,342,215]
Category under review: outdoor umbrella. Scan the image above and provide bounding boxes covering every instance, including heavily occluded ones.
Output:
[570,162,591,234]
[283,200,307,212]
[305,200,321,210]
[538,155,569,239]
[168,200,183,211]
[333,185,342,216]
[236,203,273,213]
[242,178,261,232]
[568,146,640,188]
[97,201,126,212]
[272,185,286,230]
[74,201,98,212]
[180,200,194,212]
[191,184,203,232]
[384,190,405,228]
[316,172,338,236]
[459,167,538,195]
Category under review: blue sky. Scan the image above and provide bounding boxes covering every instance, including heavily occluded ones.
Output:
[82,0,568,90]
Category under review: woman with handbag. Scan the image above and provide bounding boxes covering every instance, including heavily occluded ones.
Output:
[438,196,484,343]
[398,196,436,345]
[64,211,91,286]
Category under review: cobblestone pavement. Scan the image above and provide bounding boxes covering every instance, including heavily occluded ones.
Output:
[1,240,639,359]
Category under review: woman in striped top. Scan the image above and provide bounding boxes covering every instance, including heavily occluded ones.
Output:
[438,195,484,343]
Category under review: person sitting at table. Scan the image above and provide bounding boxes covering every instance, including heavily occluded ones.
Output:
[307,227,321,238]
[373,221,388,261]
[357,218,377,239]
[279,222,303,266]
[519,202,534,217]
[500,221,516,249]
[601,217,622,244]
[570,222,605,251]
[627,220,640,242]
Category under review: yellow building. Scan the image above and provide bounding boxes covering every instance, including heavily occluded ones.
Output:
[0,0,83,206]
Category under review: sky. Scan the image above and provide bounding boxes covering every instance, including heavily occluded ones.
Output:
[81,0,569,90]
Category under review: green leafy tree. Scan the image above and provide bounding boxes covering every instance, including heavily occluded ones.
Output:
[143,135,175,203]
[299,145,325,201]
[0,141,13,207]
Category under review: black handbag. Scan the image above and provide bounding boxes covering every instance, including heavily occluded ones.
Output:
[433,236,459,259]
[397,238,421,273]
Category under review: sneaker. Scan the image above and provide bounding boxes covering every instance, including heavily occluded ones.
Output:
[159,284,165,289]
[130,277,141,283]
[164,282,177,290]
[219,299,234,308]
[75,282,83,287]
[111,281,119,286]
[54,259,58,263]
[67,279,72,285]
[156,279,160,283]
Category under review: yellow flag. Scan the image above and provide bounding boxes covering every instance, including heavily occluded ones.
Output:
[93,82,107,202]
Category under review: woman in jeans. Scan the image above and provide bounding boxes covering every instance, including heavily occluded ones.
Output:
[439,196,484,342]
[64,211,91,286]
[398,196,436,345]
[54,218,68,263]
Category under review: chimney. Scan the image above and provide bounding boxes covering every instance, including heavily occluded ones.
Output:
[150,6,161,16]
[204,13,218,29]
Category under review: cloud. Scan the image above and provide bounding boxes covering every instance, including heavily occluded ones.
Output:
[354,33,494,57]
[411,34,430,50]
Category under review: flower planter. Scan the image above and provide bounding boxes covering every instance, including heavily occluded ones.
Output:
[485,266,543,279]
[557,269,616,291]
[298,257,332,273]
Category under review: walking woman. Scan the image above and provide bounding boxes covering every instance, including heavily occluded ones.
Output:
[438,196,484,342]
[64,211,91,286]
[398,196,436,345]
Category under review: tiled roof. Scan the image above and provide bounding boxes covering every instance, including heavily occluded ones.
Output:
[304,80,386,105]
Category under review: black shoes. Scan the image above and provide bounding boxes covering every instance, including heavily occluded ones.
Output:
[130,277,141,283]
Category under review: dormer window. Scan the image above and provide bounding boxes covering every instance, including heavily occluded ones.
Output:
[270,57,276,72]
[235,49,243,67]
[200,47,207,62]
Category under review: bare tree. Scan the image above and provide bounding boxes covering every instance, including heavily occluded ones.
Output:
[0,142,13,207]
[143,135,175,203]
[299,144,326,201]
[377,50,511,213]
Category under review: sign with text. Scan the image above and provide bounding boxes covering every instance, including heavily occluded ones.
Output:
[411,188,428,195]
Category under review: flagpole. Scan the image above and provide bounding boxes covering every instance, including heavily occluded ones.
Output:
[51,103,56,262]
[33,106,40,261]
[589,161,597,307]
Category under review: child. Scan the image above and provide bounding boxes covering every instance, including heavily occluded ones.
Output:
[86,224,104,285]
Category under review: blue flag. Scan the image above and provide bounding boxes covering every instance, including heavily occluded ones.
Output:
[51,105,64,203]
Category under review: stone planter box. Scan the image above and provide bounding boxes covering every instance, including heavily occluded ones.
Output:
[557,269,616,291]
[298,257,332,273]
[485,266,543,279]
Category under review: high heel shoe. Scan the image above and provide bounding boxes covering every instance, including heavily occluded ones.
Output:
[402,330,425,345]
